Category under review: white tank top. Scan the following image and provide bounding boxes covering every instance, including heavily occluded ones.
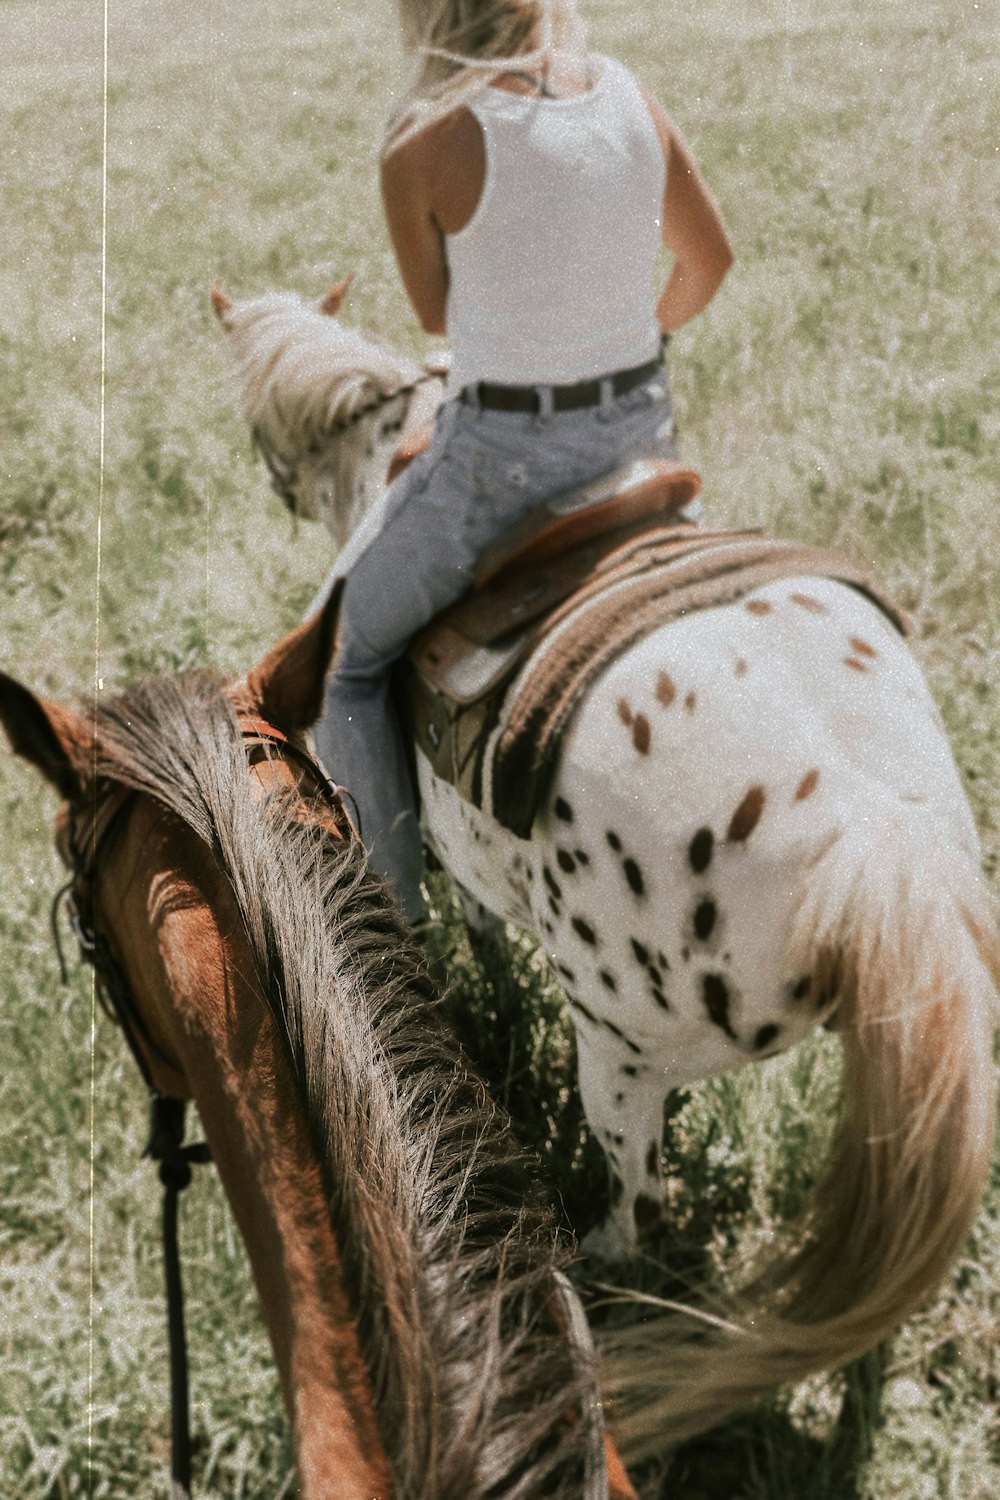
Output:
[445,55,665,392]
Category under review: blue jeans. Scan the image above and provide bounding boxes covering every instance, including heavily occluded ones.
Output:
[313,373,684,919]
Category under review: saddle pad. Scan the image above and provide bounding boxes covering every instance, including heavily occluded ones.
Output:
[411,521,722,708]
[404,530,908,837]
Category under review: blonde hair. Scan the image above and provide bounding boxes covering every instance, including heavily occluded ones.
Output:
[383,0,588,156]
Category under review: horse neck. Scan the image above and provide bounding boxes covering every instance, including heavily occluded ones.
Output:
[97,795,392,1499]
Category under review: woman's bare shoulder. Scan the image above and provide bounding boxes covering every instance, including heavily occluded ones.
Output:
[388,104,479,171]
[387,106,485,236]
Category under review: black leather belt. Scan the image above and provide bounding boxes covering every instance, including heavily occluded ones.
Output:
[461,346,665,414]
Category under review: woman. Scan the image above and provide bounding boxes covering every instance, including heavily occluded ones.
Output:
[314,0,733,921]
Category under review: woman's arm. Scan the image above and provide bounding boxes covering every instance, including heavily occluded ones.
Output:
[380,131,451,336]
[381,110,485,338]
[641,87,734,333]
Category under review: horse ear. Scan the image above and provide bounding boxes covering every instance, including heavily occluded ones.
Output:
[318,275,354,317]
[0,673,89,799]
[242,581,343,732]
[211,284,234,326]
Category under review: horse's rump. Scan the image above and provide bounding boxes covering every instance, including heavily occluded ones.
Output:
[405,525,908,836]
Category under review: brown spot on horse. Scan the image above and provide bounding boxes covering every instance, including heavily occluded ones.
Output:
[693,897,717,941]
[631,713,651,754]
[618,699,651,753]
[702,973,737,1039]
[790,592,828,614]
[633,1193,663,1234]
[754,1023,782,1051]
[656,670,676,707]
[727,785,766,843]
[688,827,715,874]
[795,768,820,801]
[571,915,598,946]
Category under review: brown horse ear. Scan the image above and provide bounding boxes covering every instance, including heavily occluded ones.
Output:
[241,581,343,732]
[318,275,354,317]
[210,283,234,326]
[0,673,90,799]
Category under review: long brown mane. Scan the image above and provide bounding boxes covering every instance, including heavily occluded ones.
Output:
[89,668,596,1499]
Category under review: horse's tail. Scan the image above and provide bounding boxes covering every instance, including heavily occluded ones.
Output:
[604,806,999,1459]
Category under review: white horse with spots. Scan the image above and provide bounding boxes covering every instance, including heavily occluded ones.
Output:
[213,285,998,1452]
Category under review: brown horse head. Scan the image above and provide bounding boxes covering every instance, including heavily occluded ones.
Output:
[0,600,636,1500]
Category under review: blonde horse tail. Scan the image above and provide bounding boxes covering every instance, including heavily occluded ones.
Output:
[603,807,999,1460]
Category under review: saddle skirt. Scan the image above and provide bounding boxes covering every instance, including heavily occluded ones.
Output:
[402,461,908,839]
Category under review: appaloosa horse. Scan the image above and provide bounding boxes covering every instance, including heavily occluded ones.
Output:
[211,283,999,1454]
[0,598,634,1499]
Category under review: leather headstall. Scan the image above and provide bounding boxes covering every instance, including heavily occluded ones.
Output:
[238,714,356,840]
[57,782,167,1087]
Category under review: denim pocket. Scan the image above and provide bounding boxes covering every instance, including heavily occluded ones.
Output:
[610,376,670,422]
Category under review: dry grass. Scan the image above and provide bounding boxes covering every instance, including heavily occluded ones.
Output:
[0,0,997,1494]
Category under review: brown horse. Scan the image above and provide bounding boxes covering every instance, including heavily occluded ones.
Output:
[0,593,636,1500]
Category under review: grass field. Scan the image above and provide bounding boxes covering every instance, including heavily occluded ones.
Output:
[1,0,997,1495]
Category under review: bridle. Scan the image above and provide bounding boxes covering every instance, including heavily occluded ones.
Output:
[52,778,209,1500]
[252,370,440,517]
[50,714,351,1500]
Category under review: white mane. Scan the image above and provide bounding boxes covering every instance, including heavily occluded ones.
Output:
[222,292,423,457]
[218,291,439,545]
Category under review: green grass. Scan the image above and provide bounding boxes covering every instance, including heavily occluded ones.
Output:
[1,0,997,1494]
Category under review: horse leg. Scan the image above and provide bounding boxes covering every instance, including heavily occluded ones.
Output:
[574,1029,669,1259]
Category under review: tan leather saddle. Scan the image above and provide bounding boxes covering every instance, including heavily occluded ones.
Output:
[398,457,701,821]
[410,458,702,699]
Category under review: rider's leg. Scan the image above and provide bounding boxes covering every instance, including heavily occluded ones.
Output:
[314,377,680,918]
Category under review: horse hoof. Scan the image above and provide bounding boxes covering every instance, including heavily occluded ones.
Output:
[580,1219,634,1265]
